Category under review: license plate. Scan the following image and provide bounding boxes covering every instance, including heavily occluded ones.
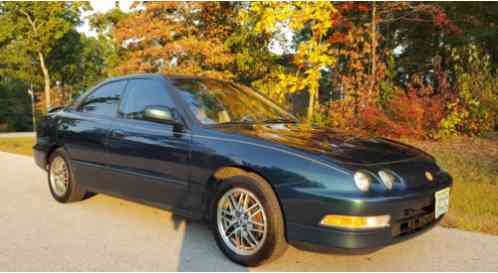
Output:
[435,187,450,219]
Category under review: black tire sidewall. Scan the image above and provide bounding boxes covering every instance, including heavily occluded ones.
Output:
[210,175,283,266]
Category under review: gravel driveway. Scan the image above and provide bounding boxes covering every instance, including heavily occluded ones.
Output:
[0,151,497,271]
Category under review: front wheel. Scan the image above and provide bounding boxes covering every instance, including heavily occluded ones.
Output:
[211,174,287,266]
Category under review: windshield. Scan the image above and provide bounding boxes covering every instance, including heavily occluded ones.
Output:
[172,78,297,125]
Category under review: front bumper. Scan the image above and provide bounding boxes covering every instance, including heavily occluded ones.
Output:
[288,213,442,253]
[33,145,48,170]
[281,181,452,252]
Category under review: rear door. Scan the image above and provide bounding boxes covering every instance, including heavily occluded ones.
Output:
[58,80,127,188]
[105,77,191,210]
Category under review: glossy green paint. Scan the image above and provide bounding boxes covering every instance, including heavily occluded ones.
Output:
[33,74,452,251]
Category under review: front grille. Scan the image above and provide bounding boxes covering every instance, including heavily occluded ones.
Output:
[392,202,435,237]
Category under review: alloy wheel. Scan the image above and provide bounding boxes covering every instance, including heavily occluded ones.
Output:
[216,187,268,256]
[50,156,69,197]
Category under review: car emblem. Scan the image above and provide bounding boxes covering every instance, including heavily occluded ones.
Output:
[425,171,434,182]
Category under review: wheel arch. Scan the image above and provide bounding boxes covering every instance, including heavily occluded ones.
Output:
[45,144,74,169]
[45,145,62,168]
[203,165,288,237]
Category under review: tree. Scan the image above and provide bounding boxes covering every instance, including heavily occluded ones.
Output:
[48,32,107,101]
[241,2,338,122]
[0,2,89,111]
[89,5,127,76]
[111,2,234,79]
[0,77,32,131]
[372,2,459,84]
[440,3,498,69]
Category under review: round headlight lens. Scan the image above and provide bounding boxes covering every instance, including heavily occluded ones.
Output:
[354,171,371,192]
[378,170,396,190]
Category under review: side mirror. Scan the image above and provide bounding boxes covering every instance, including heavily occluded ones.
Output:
[143,106,183,130]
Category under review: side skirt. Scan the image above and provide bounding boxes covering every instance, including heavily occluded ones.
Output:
[83,185,204,221]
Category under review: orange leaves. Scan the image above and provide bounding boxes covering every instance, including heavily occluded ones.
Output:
[111,2,234,79]
[328,32,348,44]
[336,2,369,13]
[356,4,370,13]
[355,90,449,140]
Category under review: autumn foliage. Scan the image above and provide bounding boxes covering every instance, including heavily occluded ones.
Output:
[112,2,234,79]
[93,2,497,140]
[359,91,448,139]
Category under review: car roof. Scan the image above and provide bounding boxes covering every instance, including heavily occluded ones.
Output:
[104,73,226,83]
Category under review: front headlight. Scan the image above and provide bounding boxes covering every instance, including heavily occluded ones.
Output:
[354,171,371,192]
[378,169,396,190]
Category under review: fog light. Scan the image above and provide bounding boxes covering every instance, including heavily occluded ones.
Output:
[320,214,390,230]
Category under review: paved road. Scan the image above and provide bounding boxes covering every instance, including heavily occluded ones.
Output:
[1,151,497,271]
[0,132,35,138]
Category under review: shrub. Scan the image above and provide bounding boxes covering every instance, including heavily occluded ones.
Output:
[327,44,498,140]
[438,44,498,137]
[359,89,447,140]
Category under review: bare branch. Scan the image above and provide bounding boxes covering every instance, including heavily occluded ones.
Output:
[19,9,38,35]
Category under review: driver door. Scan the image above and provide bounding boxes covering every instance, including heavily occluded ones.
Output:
[105,77,191,210]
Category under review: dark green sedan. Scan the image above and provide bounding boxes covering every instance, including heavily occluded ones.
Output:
[33,74,452,266]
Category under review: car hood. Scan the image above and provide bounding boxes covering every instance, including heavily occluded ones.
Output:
[212,123,429,165]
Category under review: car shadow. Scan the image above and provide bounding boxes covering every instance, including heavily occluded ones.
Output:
[83,193,248,271]
[173,216,248,272]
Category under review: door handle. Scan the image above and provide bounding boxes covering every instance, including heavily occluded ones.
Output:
[111,129,126,139]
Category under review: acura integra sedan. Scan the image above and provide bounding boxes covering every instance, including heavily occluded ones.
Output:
[34,74,452,266]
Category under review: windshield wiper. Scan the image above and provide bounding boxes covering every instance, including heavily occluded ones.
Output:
[260,118,298,124]
[215,120,255,126]
[215,118,297,126]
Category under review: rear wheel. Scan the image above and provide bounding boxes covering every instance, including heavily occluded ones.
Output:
[211,174,287,266]
[48,148,86,203]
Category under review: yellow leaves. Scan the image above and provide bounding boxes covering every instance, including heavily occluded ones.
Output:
[247,1,338,37]
[246,2,288,33]
[292,34,335,98]
[294,40,335,67]
[292,2,336,35]
[241,2,341,122]
[278,73,306,94]
[238,9,250,26]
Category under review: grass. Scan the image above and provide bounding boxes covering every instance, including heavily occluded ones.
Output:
[406,135,498,235]
[0,134,497,235]
[0,136,35,156]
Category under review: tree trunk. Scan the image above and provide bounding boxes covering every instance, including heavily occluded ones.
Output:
[38,51,51,111]
[369,2,377,97]
[307,90,315,123]
[20,9,51,111]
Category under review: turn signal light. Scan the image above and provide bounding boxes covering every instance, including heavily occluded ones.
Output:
[320,214,390,230]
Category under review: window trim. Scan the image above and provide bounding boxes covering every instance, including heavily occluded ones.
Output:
[167,78,298,128]
[74,79,128,119]
[117,77,187,128]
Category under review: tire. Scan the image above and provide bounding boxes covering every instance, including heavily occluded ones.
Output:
[211,173,287,266]
[47,148,86,203]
